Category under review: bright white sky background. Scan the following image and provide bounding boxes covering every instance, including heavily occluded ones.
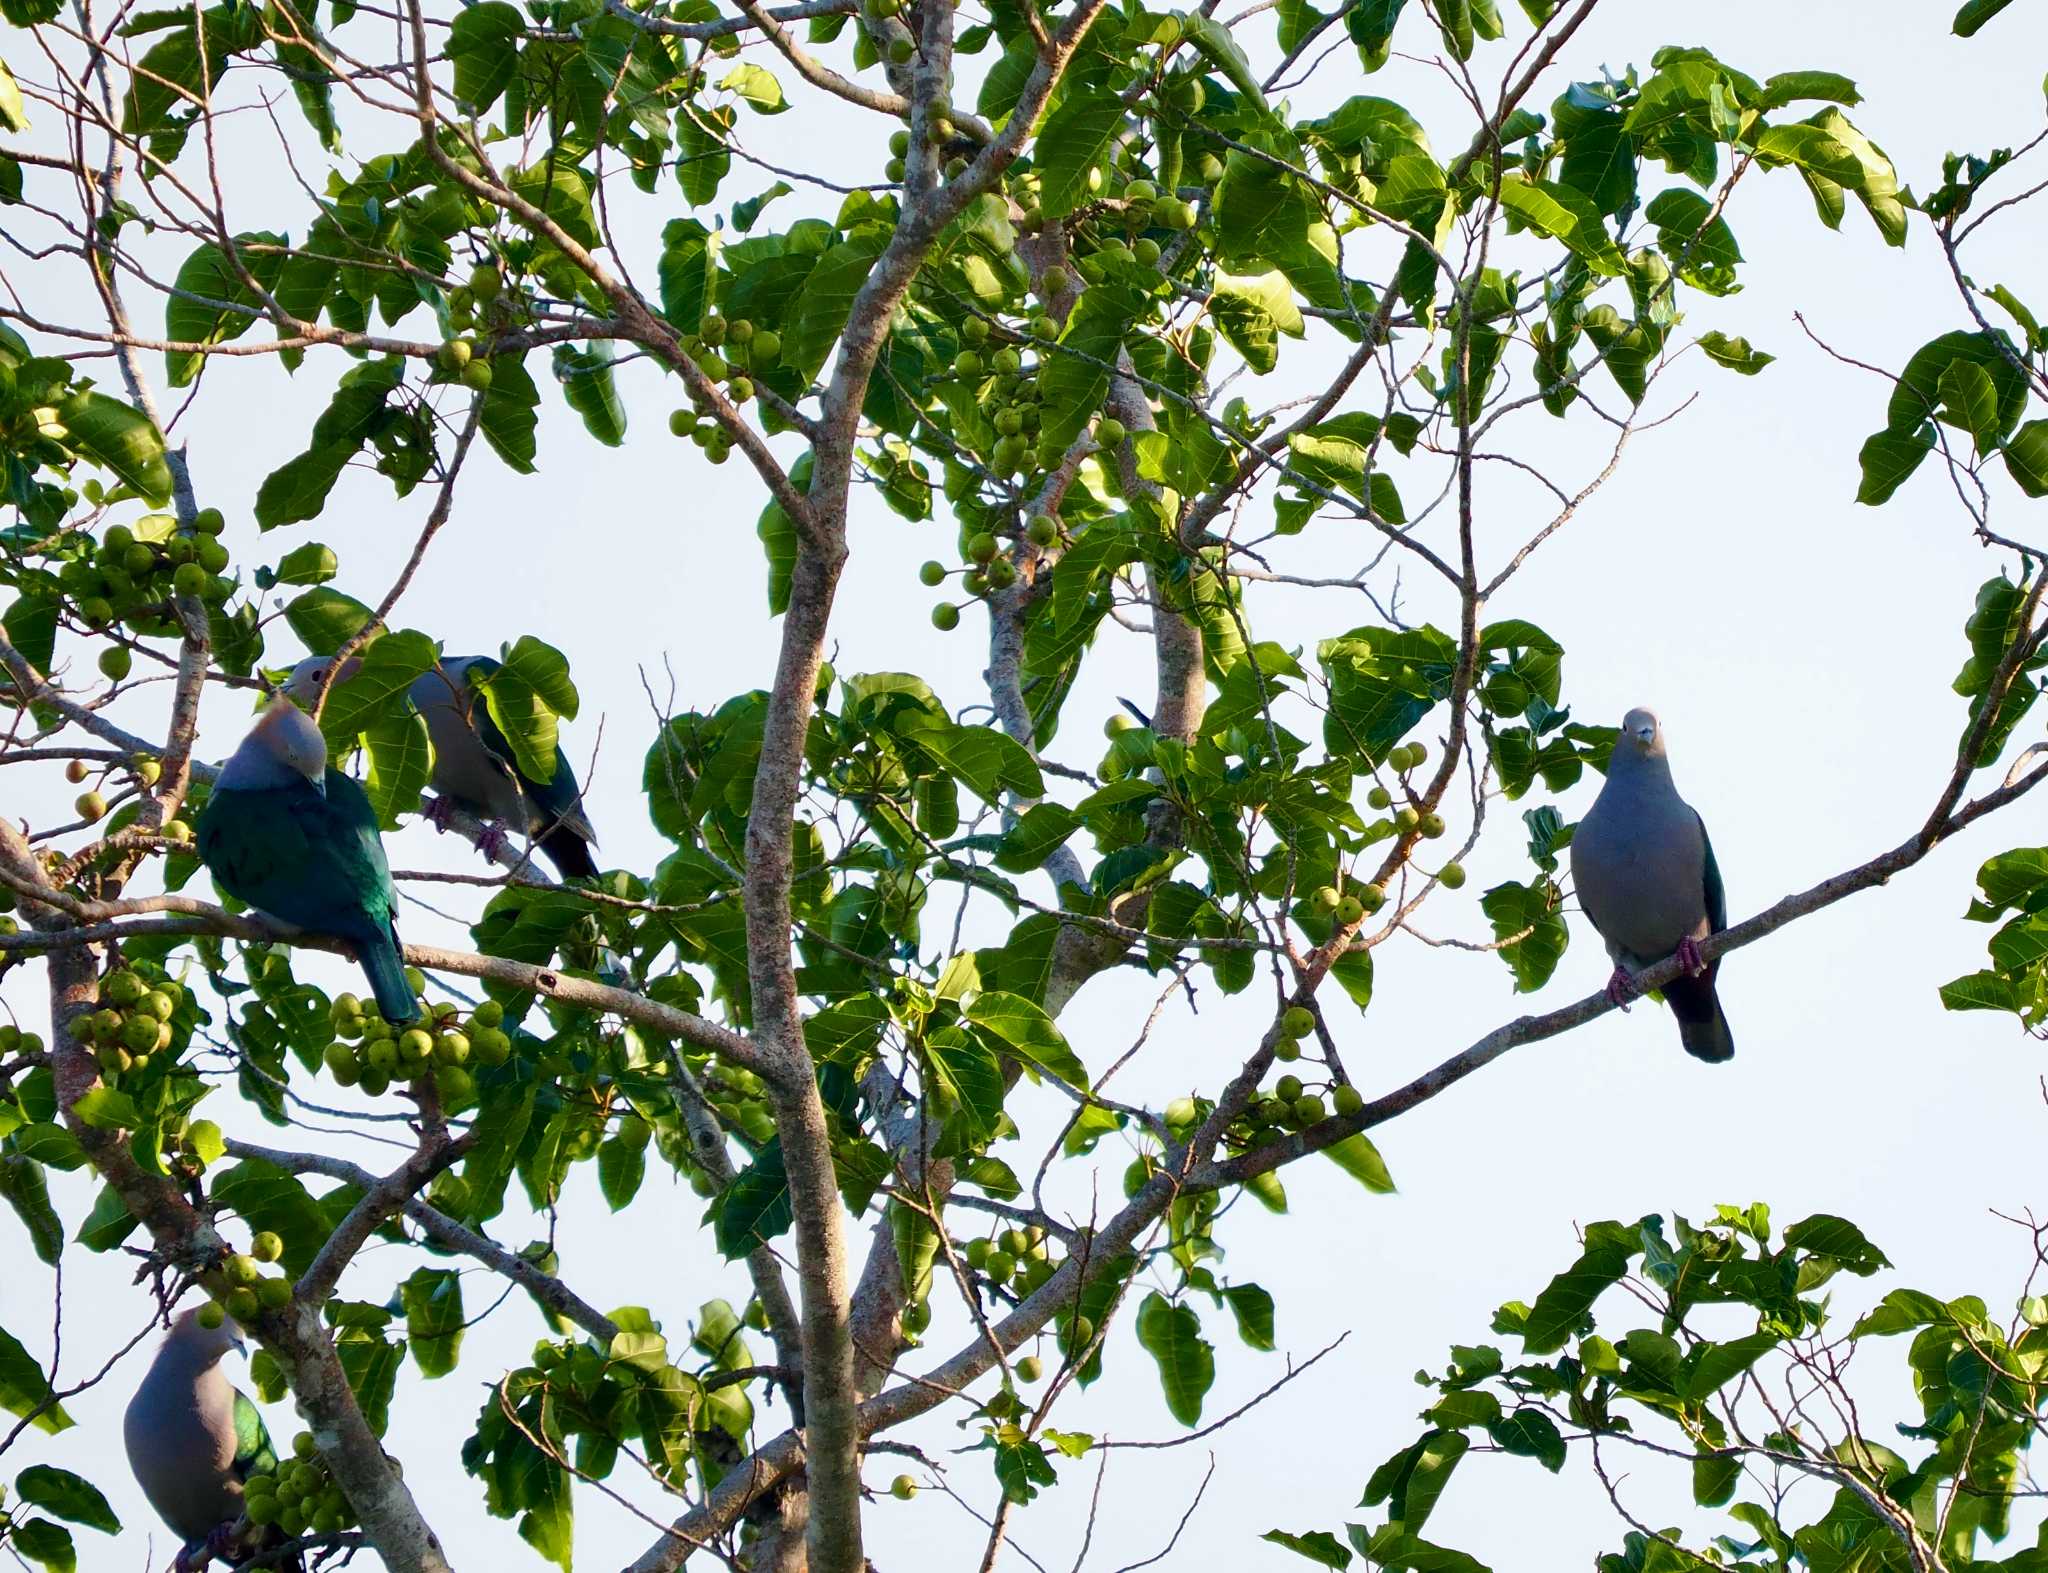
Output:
[6,1,2048,1568]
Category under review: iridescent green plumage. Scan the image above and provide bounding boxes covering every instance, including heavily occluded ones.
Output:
[198,701,417,1023]
[232,1388,277,1480]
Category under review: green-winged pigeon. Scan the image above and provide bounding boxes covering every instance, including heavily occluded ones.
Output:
[1569,707,1734,1063]
[198,697,417,1023]
[123,1310,293,1572]
[288,654,600,879]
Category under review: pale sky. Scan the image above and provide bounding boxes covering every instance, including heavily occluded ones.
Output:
[5,2,2048,1569]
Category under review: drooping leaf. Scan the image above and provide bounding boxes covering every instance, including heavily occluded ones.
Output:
[15,1466,121,1534]
[1135,1291,1214,1426]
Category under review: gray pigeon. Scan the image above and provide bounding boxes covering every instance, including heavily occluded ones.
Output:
[1568,706,1733,1063]
[124,1310,288,1571]
[288,653,600,879]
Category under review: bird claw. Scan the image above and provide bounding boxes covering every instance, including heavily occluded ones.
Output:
[476,822,513,861]
[423,795,456,832]
[1604,967,1638,1010]
[173,1523,239,1572]
[1674,935,1707,978]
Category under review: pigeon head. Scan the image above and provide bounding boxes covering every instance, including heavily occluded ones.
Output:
[167,1307,246,1366]
[216,697,330,795]
[284,654,361,712]
[1615,707,1666,763]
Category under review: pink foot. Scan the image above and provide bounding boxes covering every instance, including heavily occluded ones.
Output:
[424,795,456,832]
[1604,966,1637,1010]
[1674,935,1706,978]
[476,823,513,860]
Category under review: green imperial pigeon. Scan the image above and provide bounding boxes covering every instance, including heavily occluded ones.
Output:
[124,1310,295,1572]
[288,653,600,879]
[1568,706,1734,1063]
[198,697,418,1023]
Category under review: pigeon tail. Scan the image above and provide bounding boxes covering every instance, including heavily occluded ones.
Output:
[538,825,598,880]
[355,924,419,1024]
[1665,968,1733,1063]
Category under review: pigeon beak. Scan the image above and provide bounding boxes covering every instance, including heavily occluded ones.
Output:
[307,770,327,798]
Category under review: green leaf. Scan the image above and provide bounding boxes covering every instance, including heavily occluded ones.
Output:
[1210,270,1304,374]
[597,1124,647,1211]
[0,1324,70,1433]
[676,101,734,207]
[478,354,541,474]
[1317,623,1454,763]
[783,231,886,384]
[10,1518,75,1573]
[1941,969,2015,1012]
[283,587,374,656]
[1804,108,1905,245]
[1345,0,1409,71]
[273,541,338,587]
[901,718,1045,804]
[401,1266,465,1377]
[1682,1330,1776,1398]
[1221,1282,1276,1351]
[1135,1291,1214,1426]
[1488,1407,1565,1471]
[733,181,792,234]
[1479,878,1568,991]
[964,991,1088,1090]
[447,1,522,109]
[1553,105,1634,217]
[0,1155,63,1265]
[1692,1450,1740,1507]
[316,628,437,750]
[657,220,716,333]
[1782,1213,1890,1274]
[1986,284,2043,352]
[1262,1529,1353,1568]
[0,57,29,131]
[508,162,598,249]
[1849,1287,1950,1338]
[1036,83,1126,218]
[364,707,432,828]
[163,234,287,388]
[1696,331,1773,375]
[2005,420,2048,498]
[1520,1233,1632,1353]
[1855,425,1934,506]
[15,1467,120,1534]
[714,1137,792,1256]
[1365,1429,1468,1530]
[1182,13,1269,114]
[1039,284,1145,451]
[477,636,577,785]
[1954,0,2017,35]
[1371,153,1449,231]
[1323,1133,1395,1194]
[1752,123,1867,187]
[553,345,627,446]
[255,358,407,526]
[993,803,1081,874]
[69,1086,141,1130]
[1938,359,2001,451]
[1887,330,2030,438]
[719,62,786,113]
[53,391,172,504]
[75,1184,138,1253]
[516,1453,573,1570]
[1758,70,1860,108]
[1643,187,1741,294]
[1495,176,1624,274]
